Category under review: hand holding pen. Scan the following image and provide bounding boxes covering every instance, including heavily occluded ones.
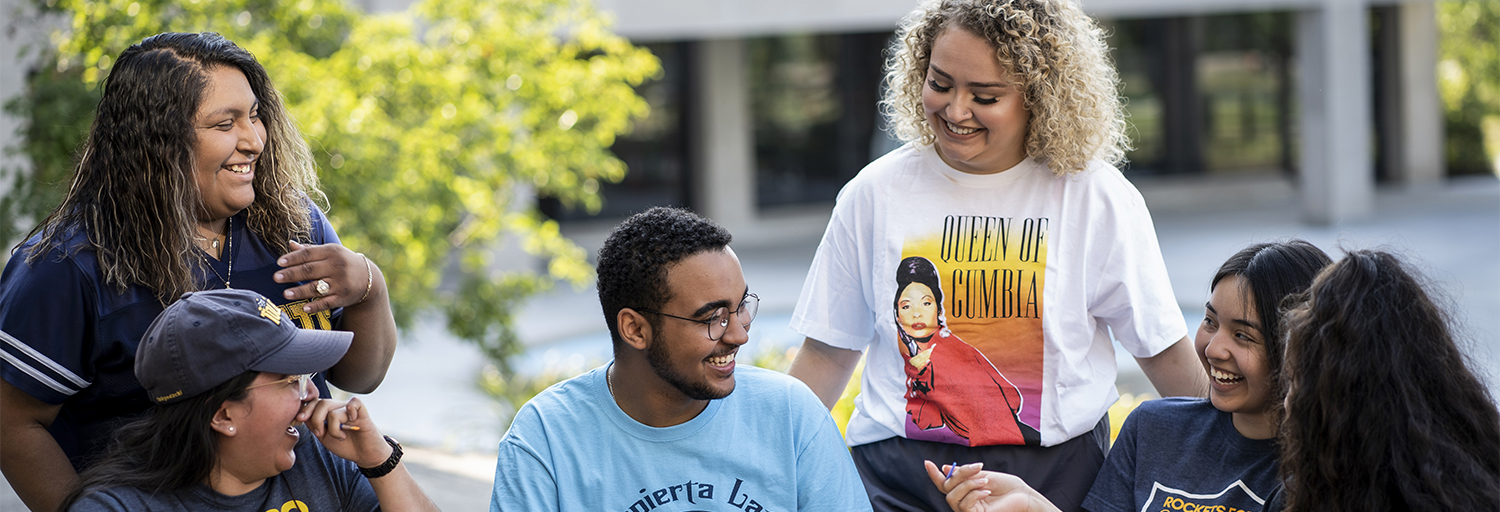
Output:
[923,460,1063,512]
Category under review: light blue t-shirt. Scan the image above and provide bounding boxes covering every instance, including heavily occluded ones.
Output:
[490,364,873,512]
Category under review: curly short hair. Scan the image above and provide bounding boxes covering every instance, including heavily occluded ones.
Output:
[596,207,732,349]
[883,0,1129,175]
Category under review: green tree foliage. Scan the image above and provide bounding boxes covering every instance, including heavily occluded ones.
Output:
[1438,0,1500,175]
[1,0,659,372]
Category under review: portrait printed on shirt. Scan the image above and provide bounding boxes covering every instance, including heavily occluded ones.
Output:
[895,215,1047,446]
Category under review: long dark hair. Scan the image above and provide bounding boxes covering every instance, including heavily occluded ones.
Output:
[893,256,947,357]
[1279,250,1500,511]
[23,32,322,306]
[59,372,258,510]
[1209,240,1331,397]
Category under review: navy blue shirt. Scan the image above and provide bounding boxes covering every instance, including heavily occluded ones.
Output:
[68,425,378,512]
[0,208,342,469]
[1083,398,1279,512]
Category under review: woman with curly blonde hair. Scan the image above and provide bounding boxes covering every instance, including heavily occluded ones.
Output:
[788,1,1206,510]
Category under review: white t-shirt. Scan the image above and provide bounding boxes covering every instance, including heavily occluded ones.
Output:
[791,143,1185,448]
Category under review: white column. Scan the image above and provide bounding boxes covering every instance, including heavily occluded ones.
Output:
[691,38,757,231]
[1398,0,1445,186]
[1297,0,1375,224]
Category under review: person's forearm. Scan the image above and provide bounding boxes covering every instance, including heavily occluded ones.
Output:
[1135,336,1209,398]
[787,338,862,409]
[1,383,76,512]
[368,463,441,512]
[328,262,397,394]
[1,428,77,512]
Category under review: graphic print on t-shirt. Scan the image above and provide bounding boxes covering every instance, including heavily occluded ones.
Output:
[894,215,1046,446]
[1140,480,1268,512]
[620,477,774,512]
[278,299,335,330]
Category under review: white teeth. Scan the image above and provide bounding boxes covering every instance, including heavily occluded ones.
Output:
[946,121,977,135]
[1211,368,1244,384]
[706,354,735,367]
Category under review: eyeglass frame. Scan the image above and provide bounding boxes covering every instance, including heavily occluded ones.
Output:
[245,373,314,401]
[635,293,759,341]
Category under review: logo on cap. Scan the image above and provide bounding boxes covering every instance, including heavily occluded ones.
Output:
[257,297,283,325]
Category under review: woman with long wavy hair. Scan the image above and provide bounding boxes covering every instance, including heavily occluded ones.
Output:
[1276,251,1500,511]
[0,32,397,512]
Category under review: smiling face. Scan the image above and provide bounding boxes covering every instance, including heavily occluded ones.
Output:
[897,282,940,338]
[644,248,751,401]
[220,372,317,483]
[921,27,1031,175]
[1195,275,1275,431]
[192,65,265,224]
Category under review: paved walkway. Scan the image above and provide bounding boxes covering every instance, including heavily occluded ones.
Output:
[5,175,1496,510]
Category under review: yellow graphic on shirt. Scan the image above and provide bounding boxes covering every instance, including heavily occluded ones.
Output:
[266,499,309,512]
[1143,480,1269,512]
[279,299,334,330]
[897,215,1048,446]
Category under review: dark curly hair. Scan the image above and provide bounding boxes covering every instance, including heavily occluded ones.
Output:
[1279,250,1500,511]
[1208,240,1330,397]
[23,32,322,306]
[596,207,732,350]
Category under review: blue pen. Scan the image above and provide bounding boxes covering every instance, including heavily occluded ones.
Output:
[945,461,958,479]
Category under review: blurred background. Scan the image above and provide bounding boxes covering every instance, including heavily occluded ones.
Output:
[2,0,1498,509]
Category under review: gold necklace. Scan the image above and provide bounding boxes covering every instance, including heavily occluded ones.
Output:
[198,217,234,289]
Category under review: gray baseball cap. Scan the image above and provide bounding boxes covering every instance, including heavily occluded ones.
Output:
[136,288,353,404]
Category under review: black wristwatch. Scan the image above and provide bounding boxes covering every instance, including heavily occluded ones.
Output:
[359,435,403,479]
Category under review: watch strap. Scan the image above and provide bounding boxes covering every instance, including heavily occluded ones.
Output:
[358,435,403,479]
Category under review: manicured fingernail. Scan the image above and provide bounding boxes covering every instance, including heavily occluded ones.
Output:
[303,305,312,312]
[278,258,287,265]
[285,290,295,298]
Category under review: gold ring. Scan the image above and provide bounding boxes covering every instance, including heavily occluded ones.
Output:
[316,279,330,296]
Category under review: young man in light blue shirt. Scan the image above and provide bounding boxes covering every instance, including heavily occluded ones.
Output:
[490,207,872,512]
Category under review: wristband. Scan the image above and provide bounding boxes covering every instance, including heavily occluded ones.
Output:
[359,435,403,479]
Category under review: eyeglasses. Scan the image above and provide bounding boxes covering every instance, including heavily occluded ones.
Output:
[637,293,759,341]
[246,373,313,401]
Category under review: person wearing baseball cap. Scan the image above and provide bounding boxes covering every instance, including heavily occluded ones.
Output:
[60,289,437,511]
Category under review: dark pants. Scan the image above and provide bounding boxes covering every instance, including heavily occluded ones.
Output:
[851,415,1110,512]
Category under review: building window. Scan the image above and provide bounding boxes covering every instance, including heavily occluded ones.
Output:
[748,32,890,208]
[1106,12,1295,177]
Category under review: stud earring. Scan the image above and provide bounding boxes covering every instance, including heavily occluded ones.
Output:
[228,427,235,433]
